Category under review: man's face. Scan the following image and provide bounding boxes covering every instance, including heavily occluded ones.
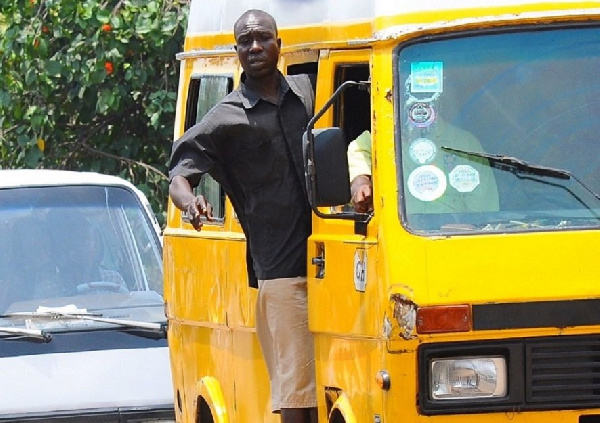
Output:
[234,13,281,79]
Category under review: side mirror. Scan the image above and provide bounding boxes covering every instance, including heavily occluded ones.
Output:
[303,80,371,227]
[303,128,351,207]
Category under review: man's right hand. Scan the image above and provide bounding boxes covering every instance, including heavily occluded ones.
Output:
[183,195,213,231]
[169,175,214,231]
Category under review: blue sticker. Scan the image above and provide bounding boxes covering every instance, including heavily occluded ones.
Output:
[411,62,444,93]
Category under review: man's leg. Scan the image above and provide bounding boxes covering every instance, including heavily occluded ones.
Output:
[256,280,281,412]
[309,406,318,423]
[258,277,317,419]
[281,407,317,423]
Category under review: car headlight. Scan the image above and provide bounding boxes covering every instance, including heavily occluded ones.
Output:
[430,356,507,400]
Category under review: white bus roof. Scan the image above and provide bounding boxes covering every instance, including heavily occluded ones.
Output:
[186,0,589,35]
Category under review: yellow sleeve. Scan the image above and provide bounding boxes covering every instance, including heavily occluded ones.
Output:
[347,130,372,181]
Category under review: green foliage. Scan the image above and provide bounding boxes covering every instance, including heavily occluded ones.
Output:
[0,0,189,227]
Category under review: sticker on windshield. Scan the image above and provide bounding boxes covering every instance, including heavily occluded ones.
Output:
[408,102,436,128]
[409,138,437,164]
[407,165,447,202]
[449,165,480,193]
[411,62,444,93]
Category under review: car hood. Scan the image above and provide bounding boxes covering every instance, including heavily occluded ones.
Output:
[0,346,173,415]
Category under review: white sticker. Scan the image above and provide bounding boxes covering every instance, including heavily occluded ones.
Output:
[407,165,447,202]
[449,164,480,193]
[353,249,367,292]
[409,138,437,164]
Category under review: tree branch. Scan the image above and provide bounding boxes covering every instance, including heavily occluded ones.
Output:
[80,140,168,180]
[60,106,168,181]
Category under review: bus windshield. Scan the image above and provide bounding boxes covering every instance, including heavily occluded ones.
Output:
[396,25,600,234]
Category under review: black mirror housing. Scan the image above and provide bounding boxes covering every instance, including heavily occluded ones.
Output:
[303,127,351,207]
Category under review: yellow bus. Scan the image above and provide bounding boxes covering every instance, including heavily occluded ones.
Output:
[164,1,600,421]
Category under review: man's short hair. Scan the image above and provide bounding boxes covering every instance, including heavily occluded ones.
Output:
[234,9,278,37]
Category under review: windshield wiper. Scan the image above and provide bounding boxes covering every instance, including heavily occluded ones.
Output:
[441,146,600,201]
[0,326,52,343]
[2,311,166,338]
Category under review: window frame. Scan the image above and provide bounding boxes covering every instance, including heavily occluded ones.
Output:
[183,74,234,223]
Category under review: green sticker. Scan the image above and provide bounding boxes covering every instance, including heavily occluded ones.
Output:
[411,62,443,93]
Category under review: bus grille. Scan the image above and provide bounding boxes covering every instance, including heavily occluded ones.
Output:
[528,336,600,406]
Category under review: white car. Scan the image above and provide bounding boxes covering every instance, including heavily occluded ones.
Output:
[0,169,174,422]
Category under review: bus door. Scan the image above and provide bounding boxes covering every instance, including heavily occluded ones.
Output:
[308,49,382,422]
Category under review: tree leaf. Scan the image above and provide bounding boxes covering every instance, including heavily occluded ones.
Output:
[46,60,63,77]
[96,9,111,23]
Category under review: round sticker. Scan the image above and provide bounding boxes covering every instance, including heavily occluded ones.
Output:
[409,138,437,164]
[407,165,447,202]
[408,102,436,128]
[449,165,480,193]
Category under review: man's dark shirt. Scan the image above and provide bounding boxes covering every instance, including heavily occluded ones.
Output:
[168,72,314,286]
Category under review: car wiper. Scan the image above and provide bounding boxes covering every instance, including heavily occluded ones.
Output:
[441,146,600,201]
[2,311,166,338]
[0,326,52,343]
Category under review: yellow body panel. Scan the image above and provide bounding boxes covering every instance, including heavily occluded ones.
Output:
[165,1,600,421]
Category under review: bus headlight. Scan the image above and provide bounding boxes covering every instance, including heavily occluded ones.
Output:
[430,356,507,399]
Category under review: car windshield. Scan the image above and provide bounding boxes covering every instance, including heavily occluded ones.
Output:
[0,184,164,330]
[396,25,600,234]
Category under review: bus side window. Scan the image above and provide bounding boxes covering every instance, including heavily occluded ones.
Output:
[334,64,370,146]
[287,62,319,116]
[334,64,371,213]
[184,75,233,221]
[287,62,318,77]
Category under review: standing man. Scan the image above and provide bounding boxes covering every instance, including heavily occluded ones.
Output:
[168,9,317,423]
